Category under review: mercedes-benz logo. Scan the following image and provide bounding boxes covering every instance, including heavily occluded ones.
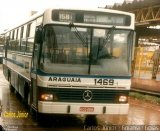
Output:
[83,90,93,101]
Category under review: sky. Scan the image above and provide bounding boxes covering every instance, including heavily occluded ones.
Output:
[0,0,126,33]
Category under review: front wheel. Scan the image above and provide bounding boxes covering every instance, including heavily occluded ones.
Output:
[84,115,98,126]
[37,113,53,126]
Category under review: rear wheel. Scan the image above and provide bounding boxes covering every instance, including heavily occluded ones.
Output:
[8,77,15,92]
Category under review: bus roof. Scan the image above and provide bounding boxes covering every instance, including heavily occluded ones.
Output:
[3,11,44,33]
[50,7,134,16]
[4,7,135,33]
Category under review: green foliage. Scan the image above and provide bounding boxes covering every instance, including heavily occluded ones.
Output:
[129,92,160,105]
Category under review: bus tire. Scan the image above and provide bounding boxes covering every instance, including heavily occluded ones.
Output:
[37,113,53,126]
[8,76,14,92]
[84,115,98,126]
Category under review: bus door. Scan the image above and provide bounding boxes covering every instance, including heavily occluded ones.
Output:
[30,25,42,110]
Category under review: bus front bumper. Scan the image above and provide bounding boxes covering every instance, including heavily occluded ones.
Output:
[38,101,129,115]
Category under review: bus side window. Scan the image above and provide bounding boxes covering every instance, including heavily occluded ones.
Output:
[4,33,9,58]
[13,29,19,51]
[17,27,21,51]
[6,32,11,50]
[21,25,27,52]
[26,21,36,54]
[9,30,16,51]
[18,26,23,52]
[12,30,15,40]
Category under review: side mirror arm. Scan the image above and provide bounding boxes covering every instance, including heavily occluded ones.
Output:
[35,25,43,44]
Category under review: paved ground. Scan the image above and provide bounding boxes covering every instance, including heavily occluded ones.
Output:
[131,78,160,94]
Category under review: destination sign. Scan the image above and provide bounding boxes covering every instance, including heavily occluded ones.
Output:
[52,9,131,26]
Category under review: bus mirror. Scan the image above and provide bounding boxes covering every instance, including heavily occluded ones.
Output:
[35,26,43,44]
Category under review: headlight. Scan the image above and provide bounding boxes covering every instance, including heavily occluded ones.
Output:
[119,95,128,103]
[40,94,57,101]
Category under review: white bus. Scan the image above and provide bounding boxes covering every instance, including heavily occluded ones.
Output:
[3,8,135,123]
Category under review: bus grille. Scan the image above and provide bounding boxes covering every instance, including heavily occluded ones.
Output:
[39,87,129,103]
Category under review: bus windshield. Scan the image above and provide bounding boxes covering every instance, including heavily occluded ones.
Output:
[40,25,133,76]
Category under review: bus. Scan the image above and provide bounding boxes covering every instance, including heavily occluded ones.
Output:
[2,8,135,123]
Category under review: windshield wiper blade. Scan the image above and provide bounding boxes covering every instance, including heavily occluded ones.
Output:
[96,26,116,59]
[105,26,115,41]
[100,26,115,50]
[69,22,87,47]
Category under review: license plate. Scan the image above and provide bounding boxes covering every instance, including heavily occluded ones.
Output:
[79,107,94,112]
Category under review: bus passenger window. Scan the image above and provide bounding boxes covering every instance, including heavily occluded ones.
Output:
[26,21,36,54]
[12,30,15,40]
[21,25,27,52]
[17,27,21,51]
[9,30,19,51]
[26,38,34,53]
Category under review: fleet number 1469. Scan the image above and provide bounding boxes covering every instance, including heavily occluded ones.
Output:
[94,79,114,85]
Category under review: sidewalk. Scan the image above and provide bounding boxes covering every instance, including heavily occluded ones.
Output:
[131,78,160,95]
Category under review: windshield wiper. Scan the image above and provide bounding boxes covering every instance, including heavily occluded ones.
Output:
[69,22,88,47]
[96,26,116,59]
[100,26,115,50]
[105,26,115,40]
